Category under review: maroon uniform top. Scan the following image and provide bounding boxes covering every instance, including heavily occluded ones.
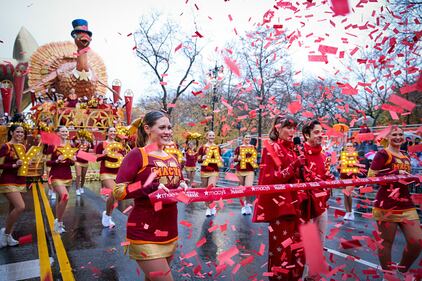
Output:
[75,142,91,164]
[184,148,198,167]
[197,145,222,173]
[95,141,124,175]
[302,143,332,218]
[234,145,257,172]
[253,139,303,222]
[0,143,26,187]
[115,148,183,243]
[44,145,74,181]
[369,149,414,210]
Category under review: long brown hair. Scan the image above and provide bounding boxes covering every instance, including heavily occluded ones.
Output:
[136,111,167,147]
[268,116,297,141]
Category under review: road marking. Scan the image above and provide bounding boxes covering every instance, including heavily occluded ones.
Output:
[325,247,380,269]
[0,258,53,281]
[32,182,53,280]
[38,182,75,281]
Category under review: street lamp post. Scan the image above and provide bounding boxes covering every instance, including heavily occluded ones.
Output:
[208,64,224,131]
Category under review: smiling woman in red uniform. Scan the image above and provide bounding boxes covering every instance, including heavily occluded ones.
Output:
[368,126,421,278]
[184,139,198,187]
[253,116,306,281]
[96,127,125,228]
[0,124,27,247]
[44,126,75,234]
[113,111,187,281]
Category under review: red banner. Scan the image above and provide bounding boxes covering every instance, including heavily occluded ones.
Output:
[1,81,13,114]
[112,85,121,104]
[149,175,420,204]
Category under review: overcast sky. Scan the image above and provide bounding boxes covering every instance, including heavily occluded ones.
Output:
[0,0,381,100]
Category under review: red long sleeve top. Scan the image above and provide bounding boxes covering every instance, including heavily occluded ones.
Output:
[184,148,198,168]
[197,145,222,173]
[115,148,183,244]
[234,145,258,172]
[44,145,74,181]
[302,143,332,218]
[253,139,302,222]
[0,143,26,187]
[95,141,125,175]
[368,149,414,210]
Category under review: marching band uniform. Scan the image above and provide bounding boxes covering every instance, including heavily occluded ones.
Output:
[253,139,305,281]
[0,143,26,193]
[113,148,183,260]
[368,149,418,221]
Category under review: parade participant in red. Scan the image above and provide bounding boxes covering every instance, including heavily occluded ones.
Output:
[74,130,93,196]
[113,111,187,281]
[0,124,27,247]
[45,126,76,234]
[184,139,198,187]
[368,126,421,277]
[197,131,223,217]
[253,116,306,281]
[233,133,258,215]
[96,127,125,228]
[301,120,332,237]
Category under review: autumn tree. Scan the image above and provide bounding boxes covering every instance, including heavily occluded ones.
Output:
[133,13,202,116]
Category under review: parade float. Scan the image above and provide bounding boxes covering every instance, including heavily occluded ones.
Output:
[0,19,133,179]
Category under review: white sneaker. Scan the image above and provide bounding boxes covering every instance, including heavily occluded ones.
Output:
[80,188,85,194]
[102,211,115,228]
[54,219,65,234]
[343,212,351,220]
[205,208,212,217]
[241,207,247,215]
[76,189,81,196]
[0,228,8,248]
[6,233,19,246]
[245,205,252,215]
[211,207,217,216]
[349,212,355,221]
[50,192,56,200]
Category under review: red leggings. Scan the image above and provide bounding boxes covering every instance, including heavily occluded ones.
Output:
[268,216,304,281]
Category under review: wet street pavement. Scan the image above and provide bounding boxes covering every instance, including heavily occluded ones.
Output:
[0,174,420,281]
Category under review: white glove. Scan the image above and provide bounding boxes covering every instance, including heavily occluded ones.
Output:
[179,181,189,191]
[157,183,170,193]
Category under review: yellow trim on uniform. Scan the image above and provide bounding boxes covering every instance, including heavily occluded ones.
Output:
[32,183,53,281]
[39,183,75,281]
[372,207,419,222]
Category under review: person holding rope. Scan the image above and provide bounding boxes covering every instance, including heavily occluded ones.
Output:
[368,126,421,279]
[113,111,187,281]
[0,124,28,247]
[233,133,258,215]
[253,116,307,281]
[96,127,125,228]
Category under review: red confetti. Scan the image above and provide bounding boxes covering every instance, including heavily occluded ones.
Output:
[300,223,328,275]
[223,56,241,77]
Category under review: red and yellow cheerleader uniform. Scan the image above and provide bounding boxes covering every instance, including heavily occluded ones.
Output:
[302,143,332,220]
[95,141,125,181]
[113,148,183,260]
[45,145,74,188]
[75,142,91,168]
[184,148,198,172]
[368,149,418,222]
[197,145,222,178]
[253,139,305,281]
[0,143,26,193]
[234,145,258,177]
